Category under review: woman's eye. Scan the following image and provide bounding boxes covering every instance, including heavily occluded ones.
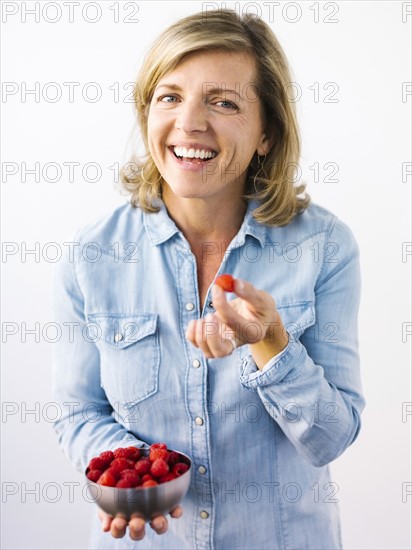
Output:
[158,95,179,103]
[215,100,238,110]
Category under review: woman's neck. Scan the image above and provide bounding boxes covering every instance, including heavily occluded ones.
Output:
[162,192,247,245]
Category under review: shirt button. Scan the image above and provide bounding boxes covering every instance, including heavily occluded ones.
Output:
[208,301,214,309]
[200,510,209,519]
[114,333,124,343]
[192,359,201,368]
[195,417,204,426]
[198,465,207,474]
[185,302,195,311]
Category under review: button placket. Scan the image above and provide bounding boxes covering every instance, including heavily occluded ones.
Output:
[176,248,213,549]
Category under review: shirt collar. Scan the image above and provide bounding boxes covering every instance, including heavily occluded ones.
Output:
[143,198,267,248]
[143,199,180,246]
[237,199,267,248]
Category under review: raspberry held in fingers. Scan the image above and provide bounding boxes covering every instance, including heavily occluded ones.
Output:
[215,274,235,292]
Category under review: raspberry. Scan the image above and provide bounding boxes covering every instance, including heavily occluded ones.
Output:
[149,443,168,462]
[114,447,141,460]
[173,462,190,476]
[151,458,169,478]
[106,467,121,481]
[119,468,136,478]
[125,446,141,460]
[135,458,151,476]
[215,274,235,292]
[99,451,114,467]
[159,473,177,483]
[91,444,190,488]
[150,442,167,450]
[97,470,117,487]
[119,470,140,487]
[167,452,180,467]
[88,457,105,471]
[110,458,134,474]
[86,469,102,482]
[142,479,158,488]
[149,447,168,462]
[141,474,154,483]
[113,448,126,459]
[116,478,133,488]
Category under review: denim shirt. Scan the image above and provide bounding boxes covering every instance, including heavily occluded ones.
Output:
[52,199,365,550]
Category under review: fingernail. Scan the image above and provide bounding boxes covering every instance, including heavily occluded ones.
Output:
[236,279,244,291]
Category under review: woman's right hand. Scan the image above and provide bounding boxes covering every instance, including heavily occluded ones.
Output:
[98,506,183,541]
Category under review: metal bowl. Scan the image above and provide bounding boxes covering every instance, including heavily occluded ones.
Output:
[84,449,191,521]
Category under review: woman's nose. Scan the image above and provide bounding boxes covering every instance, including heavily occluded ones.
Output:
[175,101,208,133]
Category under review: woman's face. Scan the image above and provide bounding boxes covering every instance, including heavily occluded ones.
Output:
[147,49,271,204]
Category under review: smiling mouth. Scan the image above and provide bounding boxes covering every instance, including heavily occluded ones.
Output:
[170,146,218,162]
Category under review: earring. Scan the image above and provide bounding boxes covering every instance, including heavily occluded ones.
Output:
[257,154,266,171]
[252,153,267,192]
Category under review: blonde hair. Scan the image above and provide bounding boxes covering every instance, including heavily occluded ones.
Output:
[121,9,310,226]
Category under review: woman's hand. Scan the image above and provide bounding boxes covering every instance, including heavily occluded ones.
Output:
[98,506,183,541]
[186,279,289,369]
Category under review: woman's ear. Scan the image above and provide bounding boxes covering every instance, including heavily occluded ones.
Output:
[257,130,274,156]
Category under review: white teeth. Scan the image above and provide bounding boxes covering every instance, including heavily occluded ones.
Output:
[173,146,217,159]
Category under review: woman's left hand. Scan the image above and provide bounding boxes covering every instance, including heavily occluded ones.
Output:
[185,279,289,367]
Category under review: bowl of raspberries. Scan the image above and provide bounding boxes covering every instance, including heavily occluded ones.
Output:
[85,442,191,520]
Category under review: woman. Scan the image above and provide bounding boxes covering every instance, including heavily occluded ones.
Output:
[52,9,365,549]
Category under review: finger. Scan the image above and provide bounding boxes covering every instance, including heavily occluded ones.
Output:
[195,315,214,358]
[214,281,274,323]
[98,510,113,532]
[203,313,236,358]
[234,279,272,311]
[110,516,127,538]
[212,284,271,345]
[129,515,146,541]
[150,515,168,535]
[211,284,246,327]
[207,334,236,357]
[170,506,183,519]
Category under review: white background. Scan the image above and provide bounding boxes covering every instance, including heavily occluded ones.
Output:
[1,1,411,549]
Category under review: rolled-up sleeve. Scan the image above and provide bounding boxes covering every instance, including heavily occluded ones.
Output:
[240,217,365,467]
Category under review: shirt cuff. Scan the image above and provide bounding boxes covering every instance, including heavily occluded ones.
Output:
[240,332,304,389]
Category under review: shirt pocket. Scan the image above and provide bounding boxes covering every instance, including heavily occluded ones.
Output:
[88,313,160,408]
[277,301,315,340]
